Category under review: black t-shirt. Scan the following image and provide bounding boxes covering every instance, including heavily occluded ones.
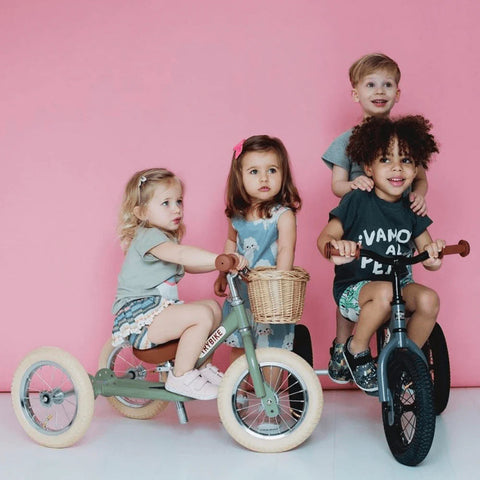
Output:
[329,190,432,304]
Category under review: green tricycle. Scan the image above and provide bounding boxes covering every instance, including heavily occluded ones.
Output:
[11,254,323,453]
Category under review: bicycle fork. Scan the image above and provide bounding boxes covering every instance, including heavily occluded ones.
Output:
[226,275,280,418]
[377,272,428,424]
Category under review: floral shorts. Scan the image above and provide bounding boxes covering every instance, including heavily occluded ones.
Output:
[112,296,181,350]
[339,277,413,322]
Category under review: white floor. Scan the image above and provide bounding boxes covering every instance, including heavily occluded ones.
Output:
[2,388,479,480]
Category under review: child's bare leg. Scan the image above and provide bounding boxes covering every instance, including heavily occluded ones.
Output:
[146,301,218,376]
[402,284,439,347]
[343,281,391,392]
[350,281,392,354]
[335,307,355,343]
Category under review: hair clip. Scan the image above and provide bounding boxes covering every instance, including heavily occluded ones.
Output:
[233,139,245,160]
[138,175,147,188]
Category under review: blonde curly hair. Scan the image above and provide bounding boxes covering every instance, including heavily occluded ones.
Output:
[118,168,185,251]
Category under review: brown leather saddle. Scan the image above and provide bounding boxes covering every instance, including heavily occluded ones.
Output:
[132,339,179,364]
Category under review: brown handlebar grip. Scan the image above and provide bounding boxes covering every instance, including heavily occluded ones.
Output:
[438,240,470,259]
[324,242,360,259]
[215,253,239,272]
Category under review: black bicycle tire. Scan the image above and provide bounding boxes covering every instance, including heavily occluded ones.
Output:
[292,324,313,366]
[422,323,450,415]
[382,349,436,466]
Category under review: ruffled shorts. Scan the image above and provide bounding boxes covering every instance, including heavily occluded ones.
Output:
[112,296,181,350]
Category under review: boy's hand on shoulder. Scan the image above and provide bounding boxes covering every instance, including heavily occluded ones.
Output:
[409,192,427,216]
[422,239,446,269]
[329,239,358,265]
[350,175,374,192]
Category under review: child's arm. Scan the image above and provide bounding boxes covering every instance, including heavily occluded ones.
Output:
[214,221,237,296]
[410,166,429,216]
[276,210,297,270]
[149,240,246,273]
[317,218,357,265]
[332,166,374,198]
[413,230,445,271]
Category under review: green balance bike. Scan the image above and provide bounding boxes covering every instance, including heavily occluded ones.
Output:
[11,254,323,453]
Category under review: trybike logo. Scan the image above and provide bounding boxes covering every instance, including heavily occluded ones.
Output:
[199,326,227,358]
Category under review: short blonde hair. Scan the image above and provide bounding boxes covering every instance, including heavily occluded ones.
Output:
[349,53,401,87]
[118,168,185,251]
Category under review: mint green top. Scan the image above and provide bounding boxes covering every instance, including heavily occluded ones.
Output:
[112,227,184,314]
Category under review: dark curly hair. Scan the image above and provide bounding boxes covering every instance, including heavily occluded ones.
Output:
[346,115,439,169]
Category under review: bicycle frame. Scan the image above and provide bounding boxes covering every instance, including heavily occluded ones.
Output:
[92,271,277,413]
[376,258,428,408]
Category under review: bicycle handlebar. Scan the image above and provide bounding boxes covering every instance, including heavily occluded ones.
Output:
[324,240,470,266]
[215,253,240,272]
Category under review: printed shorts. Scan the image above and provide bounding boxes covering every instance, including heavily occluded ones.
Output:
[339,277,414,322]
[339,281,371,322]
[112,296,181,350]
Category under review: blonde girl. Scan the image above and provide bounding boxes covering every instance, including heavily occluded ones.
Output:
[214,135,302,362]
[112,168,246,400]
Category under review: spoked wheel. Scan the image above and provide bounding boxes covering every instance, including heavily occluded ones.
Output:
[422,323,450,414]
[11,347,94,448]
[382,349,435,466]
[217,348,323,453]
[98,339,168,419]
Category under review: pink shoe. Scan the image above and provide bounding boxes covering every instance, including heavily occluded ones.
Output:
[165,369,218,400]
[199,364,224,386]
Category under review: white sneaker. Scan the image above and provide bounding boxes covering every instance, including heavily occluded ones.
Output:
[165,369,218,400]
[199,364,224,386]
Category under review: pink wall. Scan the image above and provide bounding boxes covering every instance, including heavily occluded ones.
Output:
[1,0,479,390]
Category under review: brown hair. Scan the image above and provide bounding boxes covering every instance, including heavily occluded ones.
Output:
[225,135,301,219]
[349,53,401,87]
[346,115,439,169]
[118,168,185,251]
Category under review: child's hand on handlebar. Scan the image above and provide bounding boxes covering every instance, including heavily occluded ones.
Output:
[422,239,446,269]
[328,240,358,265]
[233,253,248,271]
[214,272,228,297]
[213,253,248,296]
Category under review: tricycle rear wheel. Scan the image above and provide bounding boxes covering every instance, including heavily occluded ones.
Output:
[98,339,168,419]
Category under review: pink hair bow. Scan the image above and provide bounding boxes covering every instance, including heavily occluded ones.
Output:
[233,139,245,160]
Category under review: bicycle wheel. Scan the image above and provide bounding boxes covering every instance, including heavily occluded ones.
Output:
[217,348,323,453]
[98,339,168,419]
[422,323,450,415]
[11,346,94,448]
[382,349,435,466]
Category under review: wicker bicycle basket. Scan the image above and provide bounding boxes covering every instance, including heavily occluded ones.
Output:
[246,266,310,324]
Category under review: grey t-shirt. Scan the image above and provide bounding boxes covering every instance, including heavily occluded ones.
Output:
[322,128,413,196]
[322,129,364,180]
[112,227,184,314]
